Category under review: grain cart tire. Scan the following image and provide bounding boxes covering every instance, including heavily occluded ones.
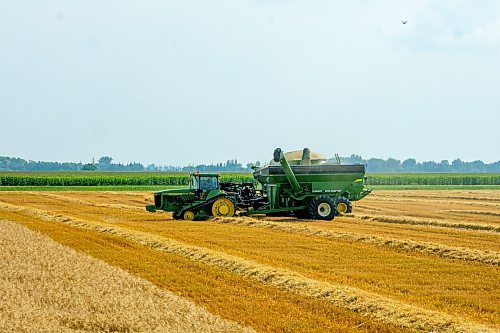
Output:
[335,197,352,214]
[212,197,236,218]
[308,195,336,221]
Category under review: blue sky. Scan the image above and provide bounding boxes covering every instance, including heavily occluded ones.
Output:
[1,0,499,165]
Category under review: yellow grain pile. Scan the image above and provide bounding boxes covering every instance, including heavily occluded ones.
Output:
[0,219,253,333]
[0,202,496,333]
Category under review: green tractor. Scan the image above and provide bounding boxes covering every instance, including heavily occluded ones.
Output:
[146,172,238,220]
[146,148,372,220]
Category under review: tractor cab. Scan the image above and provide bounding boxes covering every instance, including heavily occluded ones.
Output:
[190,172,220,199]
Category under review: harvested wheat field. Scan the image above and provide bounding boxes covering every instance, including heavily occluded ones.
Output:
[0,190,499,332]
[0,219,251,333]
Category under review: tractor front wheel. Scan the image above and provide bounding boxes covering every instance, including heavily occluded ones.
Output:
[211,197,236,218]
[183,210,195,221]
[308,195,336,221]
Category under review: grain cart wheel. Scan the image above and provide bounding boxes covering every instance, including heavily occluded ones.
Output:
[183,210,195,221]
[211,197,236,218]
[335,197,352,214]
[308,195,336,220]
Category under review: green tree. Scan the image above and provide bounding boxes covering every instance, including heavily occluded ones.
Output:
[402,158,418,172]
[98,156,113,164]
[82,163,97,171]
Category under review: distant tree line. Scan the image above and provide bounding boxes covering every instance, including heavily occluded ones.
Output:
[0,156,257,172]
[1,154,499,173]
[336,155,500,173]
[0,156,145,172]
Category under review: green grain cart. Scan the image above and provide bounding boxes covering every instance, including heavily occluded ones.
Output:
[146,148,371,220]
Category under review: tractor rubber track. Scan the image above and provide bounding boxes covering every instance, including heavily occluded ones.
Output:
[176,195,227,219]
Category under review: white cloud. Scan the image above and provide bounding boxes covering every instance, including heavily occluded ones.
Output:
[470,18,500,42]
[391,1,500,53]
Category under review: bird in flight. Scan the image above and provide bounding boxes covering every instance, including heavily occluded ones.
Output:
[402,20,408,24]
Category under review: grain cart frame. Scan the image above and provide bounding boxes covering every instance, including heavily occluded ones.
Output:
[146,148,371,220]
[244,148,371,220]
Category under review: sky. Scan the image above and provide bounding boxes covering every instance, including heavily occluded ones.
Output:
[1,0,499,166]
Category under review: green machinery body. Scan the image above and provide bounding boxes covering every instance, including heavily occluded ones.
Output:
[146,148,372,220]
[246,148,371,217]
[146,172,232,220]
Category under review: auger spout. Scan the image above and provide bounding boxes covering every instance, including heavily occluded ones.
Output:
[273,148,302,195]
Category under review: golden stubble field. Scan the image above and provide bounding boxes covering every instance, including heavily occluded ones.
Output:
[0,190,499,332]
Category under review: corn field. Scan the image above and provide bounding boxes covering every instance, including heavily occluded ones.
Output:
[0,172,498,187]
[0,172,253,186]
[367,173,500,185]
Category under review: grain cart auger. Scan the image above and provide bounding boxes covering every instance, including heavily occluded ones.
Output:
[242,148,372,220]
[146,148,371,220]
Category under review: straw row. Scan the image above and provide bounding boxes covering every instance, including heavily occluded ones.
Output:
[445,210,500,218]
[345,213,500,233]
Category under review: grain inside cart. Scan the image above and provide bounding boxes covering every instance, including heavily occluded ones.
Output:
[146,148,371,220]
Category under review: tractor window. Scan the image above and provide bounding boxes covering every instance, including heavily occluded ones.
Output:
[200,176,218,191]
